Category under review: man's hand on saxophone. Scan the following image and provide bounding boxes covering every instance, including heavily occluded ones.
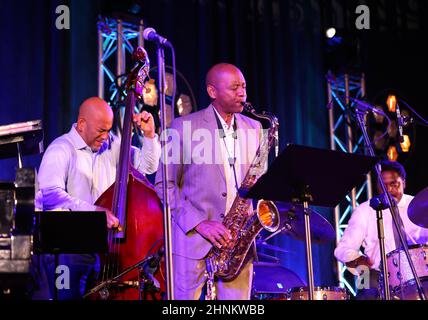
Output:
[195,220,233,249]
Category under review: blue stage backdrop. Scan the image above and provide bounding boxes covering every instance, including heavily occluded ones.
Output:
[2,0,428,291]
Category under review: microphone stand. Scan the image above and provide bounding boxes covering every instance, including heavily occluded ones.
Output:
[156,42,174,300]
[353,104,426,300]
[83,249,162,299]
[369,195,391,300]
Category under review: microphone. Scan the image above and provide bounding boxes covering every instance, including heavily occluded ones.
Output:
[142,246,164,290]
[351,98,385,115]
[396,103,404,143]
[143,27,172,47]
[369,193,390,211]
[144,246,164,275]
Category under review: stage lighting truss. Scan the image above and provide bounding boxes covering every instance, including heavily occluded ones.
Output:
[97,17,143,104]
[97,16,148,137]
[97,17,196,134]
[327,72,373,296]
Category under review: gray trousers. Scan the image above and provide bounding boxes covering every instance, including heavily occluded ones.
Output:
[173,253,253,300]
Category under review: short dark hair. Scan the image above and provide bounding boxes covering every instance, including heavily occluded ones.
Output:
[380,160,406,180]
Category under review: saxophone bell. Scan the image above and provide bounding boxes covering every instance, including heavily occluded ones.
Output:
[256,200,280,232]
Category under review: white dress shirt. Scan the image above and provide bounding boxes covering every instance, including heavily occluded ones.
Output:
[37,124,161,211]
[334,194,428,270]
[212,106,241,214]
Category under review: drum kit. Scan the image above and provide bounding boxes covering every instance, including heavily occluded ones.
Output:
[252,185,428,301]
[387,186,428,300]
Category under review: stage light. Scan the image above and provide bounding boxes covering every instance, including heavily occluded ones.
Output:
[372,105,385,124]
[387,95,397,113]
[387,146,399,161]
[177,94,192,116]
[326,28,336,39]
[400,134,411,152]
[142,79,158,106]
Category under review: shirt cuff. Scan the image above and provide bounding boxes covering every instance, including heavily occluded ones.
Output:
[142,134,159,149]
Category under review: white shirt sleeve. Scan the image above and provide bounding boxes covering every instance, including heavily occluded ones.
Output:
[132,134,162,175]
[334,203,369,264]
[38,142,97,211]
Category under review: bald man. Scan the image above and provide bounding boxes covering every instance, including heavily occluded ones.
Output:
[155,63,263,300]
[38,97,161,299]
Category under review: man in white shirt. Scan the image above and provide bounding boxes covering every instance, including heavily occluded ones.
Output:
[335,160,428,299]
[37,97,161,299]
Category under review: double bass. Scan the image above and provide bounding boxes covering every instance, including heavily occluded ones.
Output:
[87,47,165,300]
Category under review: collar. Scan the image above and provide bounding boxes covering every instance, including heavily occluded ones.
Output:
[396,194,410,207]
[211,104,235,132]
[69,124,90,150]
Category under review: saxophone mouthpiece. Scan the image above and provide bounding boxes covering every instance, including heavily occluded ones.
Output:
[241,101,255,113]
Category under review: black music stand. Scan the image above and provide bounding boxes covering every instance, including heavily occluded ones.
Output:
[245,144,378,300]
[34,211,108,300]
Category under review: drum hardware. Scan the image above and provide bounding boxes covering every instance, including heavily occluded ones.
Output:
[384,244,428,300]
[369,193,392,300]
[287,286,349,300]
[251,261,305,300]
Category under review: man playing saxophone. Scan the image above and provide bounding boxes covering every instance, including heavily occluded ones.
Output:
[155,63,264,300]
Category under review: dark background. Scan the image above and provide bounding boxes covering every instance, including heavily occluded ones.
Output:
[1,0,427,289]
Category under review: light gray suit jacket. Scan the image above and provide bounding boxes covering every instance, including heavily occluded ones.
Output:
[155,106,262,260]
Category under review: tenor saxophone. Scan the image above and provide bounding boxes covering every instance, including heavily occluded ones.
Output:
[205,102,280,297]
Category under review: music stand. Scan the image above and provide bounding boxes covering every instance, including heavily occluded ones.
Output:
[34,211,108,300]
[245,144,378,300]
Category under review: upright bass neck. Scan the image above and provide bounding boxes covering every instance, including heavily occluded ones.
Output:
[111,47,150,238]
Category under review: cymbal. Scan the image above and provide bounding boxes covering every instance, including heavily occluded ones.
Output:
[274,202,336,244]
[408,187,428,228]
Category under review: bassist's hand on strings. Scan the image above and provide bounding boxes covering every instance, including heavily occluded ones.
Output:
[96,206,120,229]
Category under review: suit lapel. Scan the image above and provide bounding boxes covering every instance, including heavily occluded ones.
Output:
[203,106,226,185]
[235,113,258,182]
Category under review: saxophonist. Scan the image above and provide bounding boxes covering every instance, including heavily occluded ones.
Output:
[155,63,263,300]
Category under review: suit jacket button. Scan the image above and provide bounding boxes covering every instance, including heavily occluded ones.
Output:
[221,192,227,197]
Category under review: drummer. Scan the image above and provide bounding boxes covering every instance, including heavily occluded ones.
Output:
[334,160,428,299]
